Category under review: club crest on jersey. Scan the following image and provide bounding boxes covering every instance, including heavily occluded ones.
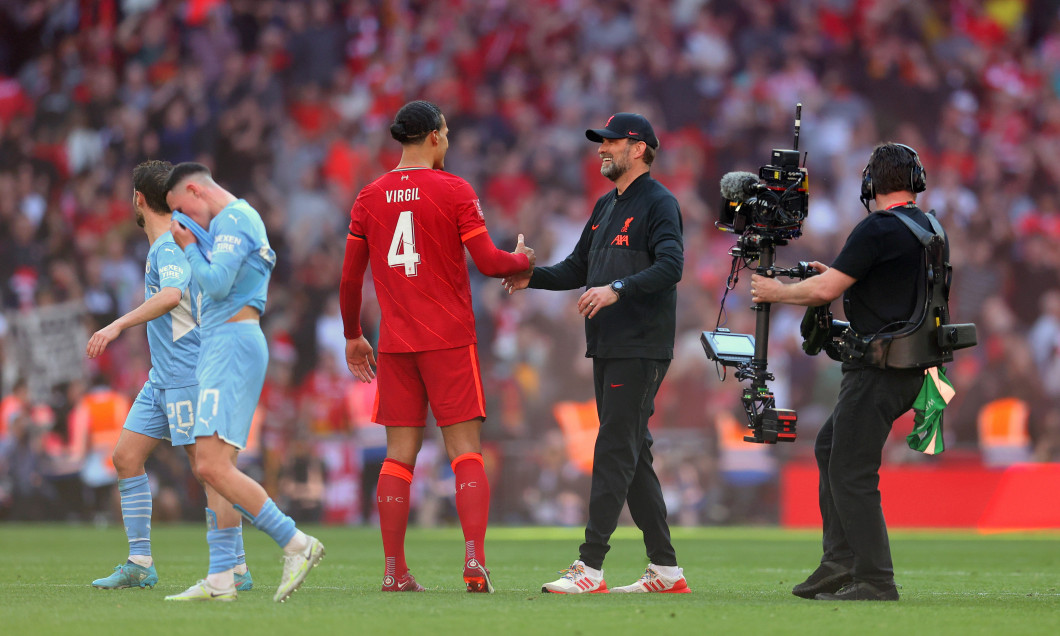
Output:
[145,258,151,274]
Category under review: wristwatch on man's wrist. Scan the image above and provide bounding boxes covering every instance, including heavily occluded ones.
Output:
[609,279,625,298]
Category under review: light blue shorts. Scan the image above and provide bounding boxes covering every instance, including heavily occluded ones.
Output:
[193,322,268,450]
[124,380,198,447]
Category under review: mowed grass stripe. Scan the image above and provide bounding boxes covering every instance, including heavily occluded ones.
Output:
[1,524,1057,636]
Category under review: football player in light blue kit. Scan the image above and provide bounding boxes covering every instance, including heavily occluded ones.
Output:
[164,162,324,603]
[87,160,253,592]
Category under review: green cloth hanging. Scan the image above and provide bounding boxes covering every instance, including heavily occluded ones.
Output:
[906,366,955,455]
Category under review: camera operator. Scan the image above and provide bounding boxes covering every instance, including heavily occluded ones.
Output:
[750,143,945,602]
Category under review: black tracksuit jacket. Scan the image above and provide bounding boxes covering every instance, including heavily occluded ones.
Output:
[529,172,684,359]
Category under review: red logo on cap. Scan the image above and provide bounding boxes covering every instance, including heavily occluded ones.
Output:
[628,131,639,136]
[605,115,615,126]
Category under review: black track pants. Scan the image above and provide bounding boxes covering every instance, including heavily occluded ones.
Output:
[579,357,676,570]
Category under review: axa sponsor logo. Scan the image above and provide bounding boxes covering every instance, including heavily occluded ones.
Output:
[611,217,634,245]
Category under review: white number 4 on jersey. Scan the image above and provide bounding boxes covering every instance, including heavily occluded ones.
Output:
[387,210,421,276]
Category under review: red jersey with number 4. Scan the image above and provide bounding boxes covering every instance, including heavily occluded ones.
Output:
[349,167,490,353]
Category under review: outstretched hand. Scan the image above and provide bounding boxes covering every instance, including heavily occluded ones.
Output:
[345,336,377,383]
[503,233,534,294]
[514,233,536,270]
[502,271,531,294]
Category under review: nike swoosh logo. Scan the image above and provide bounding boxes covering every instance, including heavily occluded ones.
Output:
[592,224,600,230]
[611,383,623,388]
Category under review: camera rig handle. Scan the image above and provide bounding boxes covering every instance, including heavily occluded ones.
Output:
[738,240,798,444]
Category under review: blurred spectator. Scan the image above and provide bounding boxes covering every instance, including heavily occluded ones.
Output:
[1,403,51,520]
[257,342,300,497]
[278,436,326,523]
[2,0,1059,527]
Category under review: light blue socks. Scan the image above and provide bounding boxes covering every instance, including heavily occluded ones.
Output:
[237,498,297,548]
[119,474,152,557]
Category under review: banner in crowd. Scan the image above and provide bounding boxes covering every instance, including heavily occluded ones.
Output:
[4,302,87,404]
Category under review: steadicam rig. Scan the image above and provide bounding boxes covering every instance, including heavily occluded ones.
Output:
[700,263,816,444]
[701,104,811,444]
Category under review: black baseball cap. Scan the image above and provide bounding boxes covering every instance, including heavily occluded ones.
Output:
[585,112,659,149]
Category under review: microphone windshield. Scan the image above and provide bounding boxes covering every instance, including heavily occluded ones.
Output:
[720,171,761,202]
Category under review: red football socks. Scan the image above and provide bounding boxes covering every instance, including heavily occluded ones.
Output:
[378,458,414,577]
[452,452,490,565]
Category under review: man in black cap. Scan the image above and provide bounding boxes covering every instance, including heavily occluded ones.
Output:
[503,113,688,594]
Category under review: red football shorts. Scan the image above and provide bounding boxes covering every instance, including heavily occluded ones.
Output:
[373,344,486,427]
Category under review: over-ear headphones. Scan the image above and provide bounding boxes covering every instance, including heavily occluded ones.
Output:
[860,143,927,208]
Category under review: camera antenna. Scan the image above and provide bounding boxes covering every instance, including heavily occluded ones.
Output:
[794,103,809,168]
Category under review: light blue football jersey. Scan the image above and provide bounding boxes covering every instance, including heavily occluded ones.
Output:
[145,232,199,389]
[182,199,276,334]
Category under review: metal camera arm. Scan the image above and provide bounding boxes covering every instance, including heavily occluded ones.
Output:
[732,238,813,444]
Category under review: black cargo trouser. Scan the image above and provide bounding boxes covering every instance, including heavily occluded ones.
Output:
[579,357,676,570]
[815,363,923,584]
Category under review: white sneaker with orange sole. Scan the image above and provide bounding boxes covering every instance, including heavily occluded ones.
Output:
[541,560,609,594]
[611,564,690,593]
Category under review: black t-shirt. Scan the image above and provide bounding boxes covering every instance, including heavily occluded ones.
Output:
[830,206,935,336]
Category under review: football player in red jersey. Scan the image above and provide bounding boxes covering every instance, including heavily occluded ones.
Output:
[340,100,534,593]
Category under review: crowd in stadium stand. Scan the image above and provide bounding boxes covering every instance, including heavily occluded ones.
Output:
[2,0,1060,525]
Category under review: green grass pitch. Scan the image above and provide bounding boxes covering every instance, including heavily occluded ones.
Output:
[2,524,1058,635]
